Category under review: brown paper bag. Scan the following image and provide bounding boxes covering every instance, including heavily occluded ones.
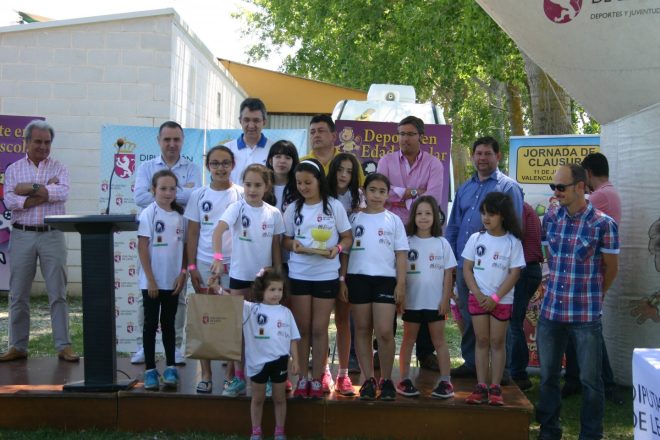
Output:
[185,293,243,361]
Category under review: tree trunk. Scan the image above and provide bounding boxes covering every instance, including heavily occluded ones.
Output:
[506,82,525,136]
[521,50,573,135]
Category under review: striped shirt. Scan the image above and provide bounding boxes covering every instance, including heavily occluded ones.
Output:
[541,203,619,322]
[4,155,69,226]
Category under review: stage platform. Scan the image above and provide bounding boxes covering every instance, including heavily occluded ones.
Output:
[0,357,533,439]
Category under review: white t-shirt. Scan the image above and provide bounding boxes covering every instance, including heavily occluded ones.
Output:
[226,137,274,184]
[243,301,301,378]
[138,203,187,290]
[283,197,352,281]
[406,235,457,310]
[336,188,366,215]
[220,200,285,282]
[461,231,525,305]
[347,210,409,277]
[184,184,243,264]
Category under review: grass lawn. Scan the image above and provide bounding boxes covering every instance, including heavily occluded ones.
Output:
[0,295,634,439]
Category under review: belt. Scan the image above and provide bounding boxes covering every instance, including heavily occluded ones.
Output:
[13,223,52,232]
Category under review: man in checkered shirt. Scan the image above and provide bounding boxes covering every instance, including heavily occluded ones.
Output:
[536,163,619,440]
[0,120,79,363]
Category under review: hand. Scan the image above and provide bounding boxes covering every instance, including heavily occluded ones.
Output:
[206,274,222,294]
[47,176,59,185]
[630,296,660,324]
[291,240,304,254]
[438,298,450,316]
[210,259,225,276]
[147,279,159,299]
[327,245,340,259]
[481,296,497,312]
[190,269,203,293]
[338,279,348,303]
[394,282,405,306]
[289,360,299,376]
[172,272,186,296]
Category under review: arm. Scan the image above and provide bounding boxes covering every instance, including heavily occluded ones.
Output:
[138,236,158,299]
[328,229,353,259]
[338,251,349,302]
[439,268,453,315]
[134,164,155,208]
[43,163,69,203]
[210,220,229,275]
[289,340,300,376]
[271,234,282,268]
[176,164,202,206]
[462,259,487,305]
[172,244,188,296]
[394,250,407,308]
[186,220,203,292]
[420,157,444,203]
[493,267,521,304]
[601,253,618,293]
[376,155,406,203]
[444,196,461,254]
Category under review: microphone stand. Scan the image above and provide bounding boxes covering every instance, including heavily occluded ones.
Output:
[105,139,124,215]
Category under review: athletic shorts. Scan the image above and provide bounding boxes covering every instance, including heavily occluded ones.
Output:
[250,355,290,384]
[402,309,446,323]
[468,294,512,321]
[346,274,396,305]
[450,303,463,323]
[229,277,253,290]
[288,277,339,299]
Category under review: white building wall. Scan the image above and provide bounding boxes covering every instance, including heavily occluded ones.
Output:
[0,9,245,295]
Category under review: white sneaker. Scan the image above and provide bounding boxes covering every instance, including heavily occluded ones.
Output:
[175,347,186,365]
[130,347,145,364]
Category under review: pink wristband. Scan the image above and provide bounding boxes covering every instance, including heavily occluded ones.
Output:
[490,293,501,304]
[187,264,197,271]
[181,268,187,274]
[337,244,343,254]
[213,252,223,261]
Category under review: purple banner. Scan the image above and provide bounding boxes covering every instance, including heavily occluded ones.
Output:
[334,120,452,213]
[0,115,45,290]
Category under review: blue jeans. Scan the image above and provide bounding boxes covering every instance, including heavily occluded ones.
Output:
[456,267,475,370]
[536,317,604,440]
[507,263,542,379]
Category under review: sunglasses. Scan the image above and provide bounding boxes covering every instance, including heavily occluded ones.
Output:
[549,182,577,192]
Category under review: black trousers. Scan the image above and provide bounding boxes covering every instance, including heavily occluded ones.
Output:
[142,290,179,370]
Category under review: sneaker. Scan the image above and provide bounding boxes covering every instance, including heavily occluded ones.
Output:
[285,379,293,392]
[431,381,454,399]
[162,366,179,388]
[488,384,504,406]
[273,435,286,440]
[379,378,396,401]
[266,379,272,398]
[465,384,489,404]
[131,347,145,364]
[250,435,262,440]
[321,367,334,393]
[143,369,160,391]
[309,379,323,400]
[222,377,246,397]
[174,348,186,366]
[334,375,355,396]
[359,377,377,400]
[293,377,310,399]
[396,378,420,397]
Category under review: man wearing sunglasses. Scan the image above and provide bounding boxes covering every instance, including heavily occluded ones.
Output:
[536,164,619,440]
[446,136,523,380]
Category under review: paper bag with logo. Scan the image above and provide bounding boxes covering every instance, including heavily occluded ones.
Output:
[185,294,243,361]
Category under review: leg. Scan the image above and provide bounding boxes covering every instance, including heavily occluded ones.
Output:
[456,268,476,370]
[373,302,397,380]
[7,230,38,352]
[289,294,312,376]
[351,303,374,383]
[428,320,451,377]
[159,290,179,366]
[563,339,580,390]
[142,291,161,371]
[573,320,604,440]
[536,317,567,440]
[399,321,420,380]
[415,321,435,362]
[334,298,351,369]
[200,359,213,382]
[250,382,266,432]
[173,286,187,349]
[507,265,534,379]
[272,381,287,429]
[37,230,70,351]
[311,297,335,379]
[472,314,491,385]
[489,316,509,385]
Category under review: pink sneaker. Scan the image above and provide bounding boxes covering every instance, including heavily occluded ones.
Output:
[334,375,355,396]
[293,377,309,399]
[309,379,324,400]
[321,368,334,393]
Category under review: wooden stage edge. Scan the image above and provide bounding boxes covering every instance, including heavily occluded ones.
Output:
[0,357,533,439]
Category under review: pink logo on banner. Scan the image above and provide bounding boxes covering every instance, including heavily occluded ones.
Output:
[114,154,135,178]
[544,0,582,23]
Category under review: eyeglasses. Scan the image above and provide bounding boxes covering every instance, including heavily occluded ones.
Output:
[549,182,577,192]
[398,132,419,137]
[209,160,233,169]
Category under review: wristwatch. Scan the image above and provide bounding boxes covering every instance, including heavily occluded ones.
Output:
[410,189,418,198]
[32,183,41,194]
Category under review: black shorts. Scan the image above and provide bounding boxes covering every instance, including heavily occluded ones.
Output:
[250,355,290,384]
[288,277,338,299]
[346,274,396,305]
[402,309,446,323]
[229,277,253,290]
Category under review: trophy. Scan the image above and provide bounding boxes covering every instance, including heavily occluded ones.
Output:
[299,227,333,256]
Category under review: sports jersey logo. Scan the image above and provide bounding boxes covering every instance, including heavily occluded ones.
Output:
[241,215,251,228]
[544,0,582,24]
[155,220,165,233]
[202,201,212,212]
[408,249,419,261]
[476,244,486,257]
[294,214,303,226]
[354,225,364,238]
[257,313,268,325]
